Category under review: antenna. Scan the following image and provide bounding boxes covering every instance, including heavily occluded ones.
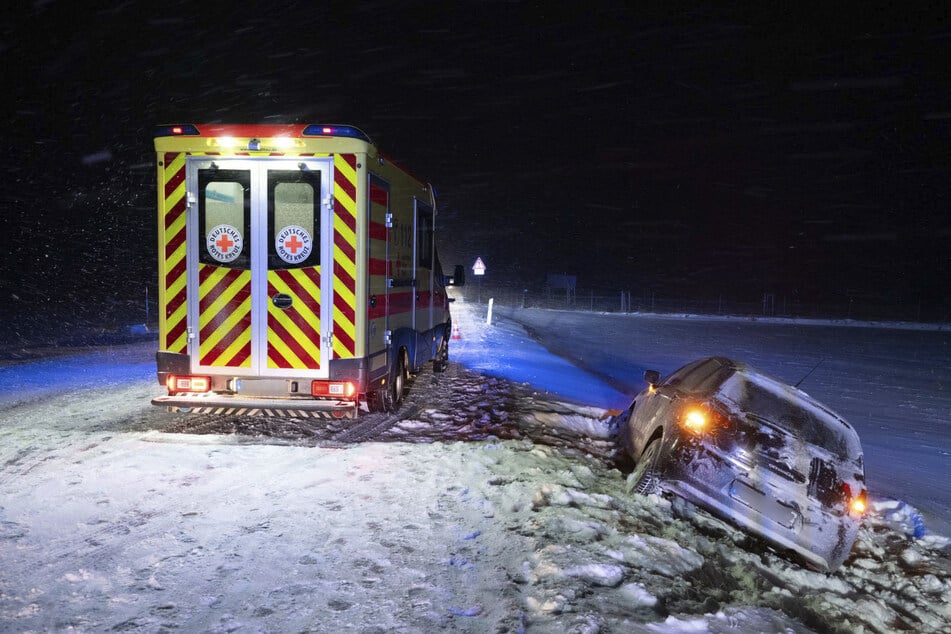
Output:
[795,358,825,388]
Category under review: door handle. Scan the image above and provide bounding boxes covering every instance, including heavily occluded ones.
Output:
[272,293,293,309]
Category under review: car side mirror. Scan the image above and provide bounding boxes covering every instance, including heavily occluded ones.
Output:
[643,370,661,386]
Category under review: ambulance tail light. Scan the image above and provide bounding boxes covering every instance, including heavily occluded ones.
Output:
[311,380,357,400]
[166,374,212,395]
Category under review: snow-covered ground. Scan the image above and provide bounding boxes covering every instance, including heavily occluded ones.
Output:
[0,302,949,633]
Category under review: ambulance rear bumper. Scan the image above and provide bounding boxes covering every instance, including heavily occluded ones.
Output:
[151,393,357,418]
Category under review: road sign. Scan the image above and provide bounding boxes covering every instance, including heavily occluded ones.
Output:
[472,257,486,276]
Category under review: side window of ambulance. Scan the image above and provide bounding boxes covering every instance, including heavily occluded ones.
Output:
[268,170,321,270]
[198,170,250,269]
[416,203,434,270]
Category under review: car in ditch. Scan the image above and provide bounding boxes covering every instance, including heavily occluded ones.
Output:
[616,356,867,571]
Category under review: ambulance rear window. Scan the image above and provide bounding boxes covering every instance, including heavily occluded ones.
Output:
[268,170,321,269]
[198,170,250,269]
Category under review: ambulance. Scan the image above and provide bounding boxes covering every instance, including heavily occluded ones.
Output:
[151,124,463,418]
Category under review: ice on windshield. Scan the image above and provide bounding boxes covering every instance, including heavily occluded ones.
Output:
[717,370,862,462]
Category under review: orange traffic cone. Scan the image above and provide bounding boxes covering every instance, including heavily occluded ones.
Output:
[451,324,461,340]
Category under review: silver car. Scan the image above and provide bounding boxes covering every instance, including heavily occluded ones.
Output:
[618,357,867,571]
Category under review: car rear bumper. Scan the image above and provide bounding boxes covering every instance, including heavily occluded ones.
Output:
[665,477,860,571]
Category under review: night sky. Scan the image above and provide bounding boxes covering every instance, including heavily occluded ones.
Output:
[1,2,949,337]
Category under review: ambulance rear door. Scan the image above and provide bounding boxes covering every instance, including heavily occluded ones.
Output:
[186,158,334,379]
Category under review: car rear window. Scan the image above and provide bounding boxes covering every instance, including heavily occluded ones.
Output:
[716,372,860,462]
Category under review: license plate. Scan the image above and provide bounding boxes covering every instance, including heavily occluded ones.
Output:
[730,479,800,529]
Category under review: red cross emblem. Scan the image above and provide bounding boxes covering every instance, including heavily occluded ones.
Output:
[216,234,235,253]
[284,234,304,254]
[275,226,312,263]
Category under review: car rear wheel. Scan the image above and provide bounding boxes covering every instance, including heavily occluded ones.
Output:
[628,438,662,495]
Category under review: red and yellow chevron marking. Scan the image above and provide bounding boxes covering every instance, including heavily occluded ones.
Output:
[267,268,322,369]
[161,152,188,353]
[332,153,358,359]
[198,264,252,367]
[368,181,389,278]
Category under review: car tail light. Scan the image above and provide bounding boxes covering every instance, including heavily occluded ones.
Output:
[678,403,725,435]
[843,483,867,517]
[311,380,357,400]
[682,408,708,433]
[166,374,212,395]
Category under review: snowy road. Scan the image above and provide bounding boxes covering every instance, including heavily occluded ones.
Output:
[0,305,949,632]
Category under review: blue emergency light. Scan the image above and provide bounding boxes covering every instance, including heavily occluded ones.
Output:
[154,124,371,142]
[301,125,371,142]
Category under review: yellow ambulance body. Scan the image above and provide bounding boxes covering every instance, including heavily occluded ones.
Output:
[151,124,457,418]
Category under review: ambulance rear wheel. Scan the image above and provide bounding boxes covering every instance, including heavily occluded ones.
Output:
[433,337,449,373]
[367,352,404,414]
[367,389,386,413]
[390,352,407,404]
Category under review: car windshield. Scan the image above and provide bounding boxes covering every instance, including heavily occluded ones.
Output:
[716,371,861,462]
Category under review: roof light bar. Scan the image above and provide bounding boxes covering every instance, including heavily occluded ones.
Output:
[154,124,200,137]
[301,124,371,142]
[154,124,371,141]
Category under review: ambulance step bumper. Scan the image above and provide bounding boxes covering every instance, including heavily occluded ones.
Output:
[152,394,357,419]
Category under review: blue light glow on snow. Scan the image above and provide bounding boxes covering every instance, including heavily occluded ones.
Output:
[0,344,155,408]
[450,301,631,410]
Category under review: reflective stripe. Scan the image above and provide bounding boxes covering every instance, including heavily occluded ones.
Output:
[267,268,322,369]
[332,153,358,358]
[161,152,188,353]
[197,264,252,367]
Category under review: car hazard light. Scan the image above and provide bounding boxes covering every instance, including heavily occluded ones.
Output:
[843,484,868,517]
[678,402,726,435]
[166,374,212,395]
[311,380,357,400]
[681,408,708,433]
